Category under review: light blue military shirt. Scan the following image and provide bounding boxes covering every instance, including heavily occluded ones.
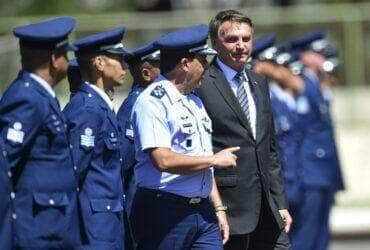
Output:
[132,75,214,198]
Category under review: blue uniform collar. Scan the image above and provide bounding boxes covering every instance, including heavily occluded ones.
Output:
[131,83,145,93]
[86,82,114,111]
[19,70,65,121]
[29,73,56,98]
[78,82,113,111]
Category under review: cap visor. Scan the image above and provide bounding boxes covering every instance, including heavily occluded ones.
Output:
[106,47,130,55]
[145,55,161,61]
[197,47,217,56]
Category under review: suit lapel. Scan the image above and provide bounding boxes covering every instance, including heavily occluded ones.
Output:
[209,62,254,138]
[246,69,265,144]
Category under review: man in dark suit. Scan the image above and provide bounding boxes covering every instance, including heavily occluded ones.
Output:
[197,10,292,249]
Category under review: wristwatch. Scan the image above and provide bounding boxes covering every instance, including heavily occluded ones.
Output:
[214,205,228,212]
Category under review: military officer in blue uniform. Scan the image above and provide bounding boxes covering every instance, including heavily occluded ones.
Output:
[130,24,240,250]
[251,34,305,210]
[0,17,80,248]
[0,138,13,250]
[274,32,344,250]
[116,41,160,250]
[117,41,160,214]
[295,40,344,250]
[63,27,130,250]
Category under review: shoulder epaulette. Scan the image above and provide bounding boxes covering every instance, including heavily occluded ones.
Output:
[150,85,166,99]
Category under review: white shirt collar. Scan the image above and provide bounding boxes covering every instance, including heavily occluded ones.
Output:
[86,82,114,111]
[29,73,55,98]
[216,57,247,82]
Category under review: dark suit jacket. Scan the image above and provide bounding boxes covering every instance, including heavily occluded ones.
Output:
[197,61,288,235]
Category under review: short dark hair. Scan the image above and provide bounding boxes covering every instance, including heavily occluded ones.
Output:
[75,51,100,83]
[209,10,253,45]
[76,51,126,83]
[20,46,52,72]
[160,51,195,74]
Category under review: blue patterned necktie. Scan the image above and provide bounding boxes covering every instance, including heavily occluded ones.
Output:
[234,71,251,124]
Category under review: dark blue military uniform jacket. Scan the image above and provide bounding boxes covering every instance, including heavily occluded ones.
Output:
[0,71,80,248]
[0,138,13,250]
[117,84,143,174]
[117,84,144,204]
[296,73,344,191]
[63,82,124,249]
[270,89,304,207]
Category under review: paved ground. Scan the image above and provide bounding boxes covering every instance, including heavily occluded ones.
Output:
[330,207,370,235]
[319,207,370,249]
[330,239,370,250]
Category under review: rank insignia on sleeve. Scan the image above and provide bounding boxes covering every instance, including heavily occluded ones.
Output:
[6,122,25,144]
[81,127,95,148]
[150,85,166,98]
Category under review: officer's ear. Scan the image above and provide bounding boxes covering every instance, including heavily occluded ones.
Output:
[50,51,67,70]
[94,55,106,72]
[141,67,151,82]
[179,57,191,73]
[141,61,155,82]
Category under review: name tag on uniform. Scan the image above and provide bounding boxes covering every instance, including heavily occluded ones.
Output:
[126,128,134,137]
[125,119,134,140]
[183,123,192,128]
[7,122,24,144]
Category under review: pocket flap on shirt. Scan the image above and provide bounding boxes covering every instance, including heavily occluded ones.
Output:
[90,198,123,212]
[216,175,238,187]
[33,192,69,207]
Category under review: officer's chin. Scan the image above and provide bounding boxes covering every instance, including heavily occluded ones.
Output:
[114,78,125,87]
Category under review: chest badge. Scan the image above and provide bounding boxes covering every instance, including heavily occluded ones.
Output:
[6,122,25,144]
[81,127,95,148]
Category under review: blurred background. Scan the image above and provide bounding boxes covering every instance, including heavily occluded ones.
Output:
[0,0,369,249]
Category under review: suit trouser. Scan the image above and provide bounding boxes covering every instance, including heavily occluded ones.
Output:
[290,188,334,250]
[130,187,223,250]
[224,193,291,250]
